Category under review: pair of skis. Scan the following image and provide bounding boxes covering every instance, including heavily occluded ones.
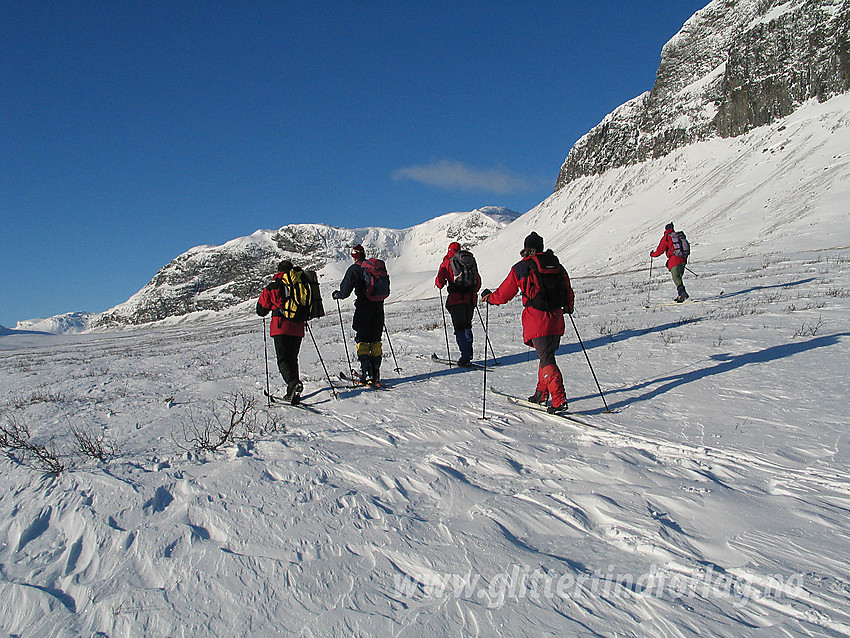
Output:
[489,387,604,429]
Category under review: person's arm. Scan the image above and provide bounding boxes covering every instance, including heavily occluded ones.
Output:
[484,267,521,305]
[334,264,359,299]
[650,236,668,258]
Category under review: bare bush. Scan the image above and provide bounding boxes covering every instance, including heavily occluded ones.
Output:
[179,391,260,453]
[0,414,67,474]
[70,424,120,461]
[793,315,825,338]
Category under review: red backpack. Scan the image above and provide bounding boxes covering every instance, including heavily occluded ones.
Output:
[359,258,390,301]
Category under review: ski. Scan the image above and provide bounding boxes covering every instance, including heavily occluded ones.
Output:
[430,353,486,370]
[649,299,706,308]
[263,390,319,413]
[338,371,390,390]
[489,387,603,429]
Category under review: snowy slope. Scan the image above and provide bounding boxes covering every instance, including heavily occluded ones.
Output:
[1,245,848,636]
[476,94,850,288]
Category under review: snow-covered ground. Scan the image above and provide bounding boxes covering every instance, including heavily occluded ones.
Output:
[1,246,848,636]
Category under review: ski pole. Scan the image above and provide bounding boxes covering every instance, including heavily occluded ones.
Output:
[476,304,499,366]
[307,322,338,399]
[649,256,653,282]
[438,287,452,366]
[262,317,271,407]
[383,322,402,373]
[336,297,355,381]
[479,301,490,420]
[685,266,699,278]
[569,313,611,413]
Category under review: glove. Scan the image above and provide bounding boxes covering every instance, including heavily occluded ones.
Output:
[331,290,341,300]
[480,288,492,303]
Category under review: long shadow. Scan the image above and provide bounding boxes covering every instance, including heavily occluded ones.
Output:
[573,332,849,412]
[713,277,818,301]
[385,318,705,389]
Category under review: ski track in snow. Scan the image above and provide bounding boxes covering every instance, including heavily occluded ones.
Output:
[1,250,849,636]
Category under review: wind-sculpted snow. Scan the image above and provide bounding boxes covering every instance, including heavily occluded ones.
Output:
[1,248,849,636]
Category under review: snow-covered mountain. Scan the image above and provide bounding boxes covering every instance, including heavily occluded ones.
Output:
[88,207,518,329]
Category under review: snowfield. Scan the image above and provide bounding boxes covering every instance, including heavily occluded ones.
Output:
[1,247,849,636]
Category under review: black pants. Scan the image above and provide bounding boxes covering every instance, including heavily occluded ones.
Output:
[531,334,560,368]
[273,334,302,385]
[448,303,474,334]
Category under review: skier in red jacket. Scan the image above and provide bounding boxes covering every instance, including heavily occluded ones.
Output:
[435,241,481,366]
[256,260,308,404]
[481,232,575,413]
[650,222,689,302]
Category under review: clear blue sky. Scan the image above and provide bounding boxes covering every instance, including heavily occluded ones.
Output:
[1,1,707,327]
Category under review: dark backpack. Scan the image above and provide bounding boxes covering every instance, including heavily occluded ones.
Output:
[301,270,325,320]
[524,251,569,312]
[360,258,390,301]
[671,231,690,258]
[448,249,478,293]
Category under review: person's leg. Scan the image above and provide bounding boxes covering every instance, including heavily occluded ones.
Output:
[532,335,567,409]
[670,264,687,301]
[369,341,383,384]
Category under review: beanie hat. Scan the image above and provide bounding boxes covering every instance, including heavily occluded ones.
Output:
[277,260,293,272]
[448,241,461,252]
[351,244,366,260]
[665,223,674,231]
[524,232,544,253]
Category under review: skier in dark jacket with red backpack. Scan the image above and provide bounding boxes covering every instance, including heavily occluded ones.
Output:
[481,232,575,413]
[332,244,389,386]
[650,222,690,302]
[435,241,481,366]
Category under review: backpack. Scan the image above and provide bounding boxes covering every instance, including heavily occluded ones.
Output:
[278,269,312,321]
[301,270,325,320]
[360,258,390,301]
[671,231,690,258]
[524,251,569,312]
[448,249,478,293]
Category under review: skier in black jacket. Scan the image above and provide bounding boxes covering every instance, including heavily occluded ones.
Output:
[332,244,388,385]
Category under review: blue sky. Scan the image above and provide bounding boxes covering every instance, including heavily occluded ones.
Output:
[1,1,707,327]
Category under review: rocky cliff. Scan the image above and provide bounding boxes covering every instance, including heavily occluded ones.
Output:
[556,0,850,189]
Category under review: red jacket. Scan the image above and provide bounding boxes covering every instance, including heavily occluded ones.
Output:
[435,245,481,307]
[487,252,575,345]
[256,271,306,337]
[650,229,687,269]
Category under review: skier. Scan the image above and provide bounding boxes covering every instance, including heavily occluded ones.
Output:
[256,260,317,405]
[332,244,389,386]
[650,222,690,302]
[435,241,481,366]
[481,232,575,413]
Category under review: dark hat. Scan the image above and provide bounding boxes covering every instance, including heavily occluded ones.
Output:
[665,222,674,231]
[351,244,366,259]
[524,232,544,253]
[277,260,293,272]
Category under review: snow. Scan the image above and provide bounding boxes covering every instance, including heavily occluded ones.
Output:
[2,67,850,638]
[2,245,849,636]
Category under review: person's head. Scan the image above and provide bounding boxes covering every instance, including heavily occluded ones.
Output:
[521,232,544,258]
[351,244,366,261]
[665,222,674,231]
[447,241,461,256]
[277,260,294,272]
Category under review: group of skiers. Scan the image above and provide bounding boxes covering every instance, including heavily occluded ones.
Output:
[257,224,690,412]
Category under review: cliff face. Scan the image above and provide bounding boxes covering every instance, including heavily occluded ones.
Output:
[556,0,850,189]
